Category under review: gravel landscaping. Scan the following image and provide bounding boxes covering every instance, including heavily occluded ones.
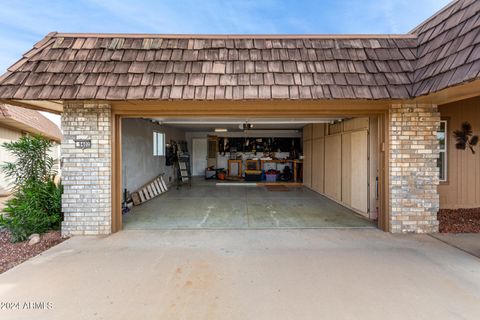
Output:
[0,229,66,274]
[438,208,480,233]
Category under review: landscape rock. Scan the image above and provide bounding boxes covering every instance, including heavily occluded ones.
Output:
[28,234,40,246]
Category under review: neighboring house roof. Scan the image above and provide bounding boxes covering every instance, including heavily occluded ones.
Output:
[0,0,477,102]
[0,104,62,142]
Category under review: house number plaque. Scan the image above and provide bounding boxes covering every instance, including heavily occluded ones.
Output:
[74,139,92,149]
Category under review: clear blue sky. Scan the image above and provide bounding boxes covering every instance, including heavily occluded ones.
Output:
[0,0,451,73]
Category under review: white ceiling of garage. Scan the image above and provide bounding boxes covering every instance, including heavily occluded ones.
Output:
[149,117,341,131]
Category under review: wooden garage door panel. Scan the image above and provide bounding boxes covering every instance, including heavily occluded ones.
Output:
[303,124,312,141]
[341,133,352,205]
[312,137,325,193]
[312,123,325,139]
[350,130,368,213]
[324,135,341,201]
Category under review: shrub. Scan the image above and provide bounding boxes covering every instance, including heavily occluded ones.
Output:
[1,181,63,242]
[1,134,54,186]
[0,135,62,242]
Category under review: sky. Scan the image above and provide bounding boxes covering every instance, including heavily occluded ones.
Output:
[0,0,451,127]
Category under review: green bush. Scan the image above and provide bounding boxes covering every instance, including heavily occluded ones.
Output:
[0,135,62,242]
[0,181,63,242]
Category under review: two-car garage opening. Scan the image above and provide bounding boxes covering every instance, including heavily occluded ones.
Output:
[119,115,385,231]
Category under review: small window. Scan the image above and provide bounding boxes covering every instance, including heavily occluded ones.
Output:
[153,132,165,156]
[437,120,447,182]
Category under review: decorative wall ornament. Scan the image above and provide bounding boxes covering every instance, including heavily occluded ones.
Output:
[453,122,478,154]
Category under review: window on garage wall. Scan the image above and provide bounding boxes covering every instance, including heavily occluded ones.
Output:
[153,131,165,156]
[437,120,447,182]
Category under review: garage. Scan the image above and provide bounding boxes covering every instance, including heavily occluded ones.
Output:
[8,30,458,235]
[119,114,384,230]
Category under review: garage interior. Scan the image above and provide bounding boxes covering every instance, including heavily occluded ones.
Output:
[120,115,381,230]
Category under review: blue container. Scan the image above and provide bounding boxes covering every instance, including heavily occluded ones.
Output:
[265,173,278,182]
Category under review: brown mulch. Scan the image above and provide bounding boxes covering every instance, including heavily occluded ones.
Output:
[0,230,67,274]
[438,208,480,233]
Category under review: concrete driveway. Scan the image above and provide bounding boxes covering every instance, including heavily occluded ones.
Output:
[1,229,480,320]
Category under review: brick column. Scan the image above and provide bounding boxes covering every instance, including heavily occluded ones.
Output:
[389,104,440,233]
[61,102,112,236]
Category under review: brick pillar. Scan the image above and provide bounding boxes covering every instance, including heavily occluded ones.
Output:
[389,104,440,233]
[61,102,112,236]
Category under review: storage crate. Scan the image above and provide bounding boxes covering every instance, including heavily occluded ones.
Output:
[265,173,278,182]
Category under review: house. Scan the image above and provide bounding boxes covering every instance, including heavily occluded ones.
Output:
[0,0,478,235]
[0,104,62,196]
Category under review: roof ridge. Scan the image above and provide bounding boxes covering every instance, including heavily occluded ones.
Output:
[52,32,417,40]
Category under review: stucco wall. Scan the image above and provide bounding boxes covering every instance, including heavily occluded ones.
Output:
[438,97,480,209]
[0,126,22,195]
[121,119,185,193]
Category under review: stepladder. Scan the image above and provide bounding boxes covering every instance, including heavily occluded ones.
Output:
[176,155,192,188]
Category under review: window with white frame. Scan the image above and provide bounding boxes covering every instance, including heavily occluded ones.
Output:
[437,120,447,182]
[153,132,165,156]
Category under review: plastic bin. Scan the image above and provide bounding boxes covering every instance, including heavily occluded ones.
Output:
[265,173,278,182]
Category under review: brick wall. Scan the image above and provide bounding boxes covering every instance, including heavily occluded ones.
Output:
[61,102,112,236]
[389,103,440,233]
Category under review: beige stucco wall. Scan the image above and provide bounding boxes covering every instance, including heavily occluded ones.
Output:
[438,97,480,209]
[0,126,23,195]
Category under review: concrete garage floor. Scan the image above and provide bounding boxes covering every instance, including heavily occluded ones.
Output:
[123,180,374,229]
[1,229,480,320]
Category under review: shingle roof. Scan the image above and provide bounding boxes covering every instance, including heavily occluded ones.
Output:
[0,34,417,100]
[411,0,480,96]
[0,0,478,102]
[0,104,62,141]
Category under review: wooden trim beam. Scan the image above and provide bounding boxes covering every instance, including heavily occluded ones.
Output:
[110,100,390,117]
[414,79,480,106]
[111,113,122,233]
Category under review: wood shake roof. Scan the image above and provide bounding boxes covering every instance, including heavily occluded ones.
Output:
[0,0,478,102]
[411,0,480,96]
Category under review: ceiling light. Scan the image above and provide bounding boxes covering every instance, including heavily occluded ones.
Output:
[239,123,253,130]
[214,128,228,132]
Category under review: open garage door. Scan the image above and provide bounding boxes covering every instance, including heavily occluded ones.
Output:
[116,114,384,231]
